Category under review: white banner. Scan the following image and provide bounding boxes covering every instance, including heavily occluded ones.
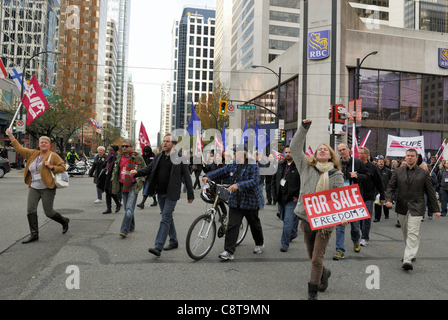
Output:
[386,135,425,157]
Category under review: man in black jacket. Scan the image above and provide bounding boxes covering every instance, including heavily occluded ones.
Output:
[131,133,194,257]
[334,143,369,260]
[358,147,385,246]
[374,156,392,222]
[273,146,300,252]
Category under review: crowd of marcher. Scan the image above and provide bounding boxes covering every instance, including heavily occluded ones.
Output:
[6,121,444,300]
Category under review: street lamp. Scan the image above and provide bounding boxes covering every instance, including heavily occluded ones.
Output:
[15,51,60,169]
[251,65,281,129]
[354,51,378,141]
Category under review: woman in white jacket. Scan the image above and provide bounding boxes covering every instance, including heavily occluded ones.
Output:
[290,119,347,300]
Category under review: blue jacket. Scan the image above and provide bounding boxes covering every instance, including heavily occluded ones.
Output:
[205,161,260,210]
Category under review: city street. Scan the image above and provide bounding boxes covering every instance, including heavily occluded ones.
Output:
[1,170,448,302]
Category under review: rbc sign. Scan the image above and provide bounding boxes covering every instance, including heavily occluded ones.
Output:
[439,48,448,69]
[308,30,330,60]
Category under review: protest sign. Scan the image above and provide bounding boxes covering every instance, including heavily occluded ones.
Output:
[302,184,370,231]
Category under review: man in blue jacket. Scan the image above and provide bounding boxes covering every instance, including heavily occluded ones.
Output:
[203,144,264,260]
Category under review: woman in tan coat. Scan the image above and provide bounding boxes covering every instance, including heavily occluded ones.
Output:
[6,128,69,244]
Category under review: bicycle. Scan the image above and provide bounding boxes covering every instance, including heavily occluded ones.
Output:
[186,180,249,260]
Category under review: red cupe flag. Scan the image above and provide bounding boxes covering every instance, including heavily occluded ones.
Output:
[21,75,50,126]
[139,122,151,148]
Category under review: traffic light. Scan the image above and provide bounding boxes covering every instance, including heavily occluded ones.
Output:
[219,100,228,116]
[12,120,17,133]
[347,132,352,147]
[280,130,286,142]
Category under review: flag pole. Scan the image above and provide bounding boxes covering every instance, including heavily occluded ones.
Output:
[8,102,22,130]
[431,152,443,174]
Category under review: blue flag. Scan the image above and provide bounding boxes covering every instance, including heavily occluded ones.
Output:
[222,122,227,151]
[253,118,271,152]
[187,102,201,136]
[240,119,249,144]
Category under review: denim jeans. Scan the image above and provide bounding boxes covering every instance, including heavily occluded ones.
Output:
[278,201,299,248]
[120,185,138,235]
[360,200,373,241]
[154,194,178,250]
[96,187,103,200]
[335,220,360,253]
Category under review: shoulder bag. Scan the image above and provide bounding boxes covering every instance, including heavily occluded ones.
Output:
[49,152,69,188]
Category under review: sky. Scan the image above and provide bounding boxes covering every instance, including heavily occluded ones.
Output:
[128,0,215,148]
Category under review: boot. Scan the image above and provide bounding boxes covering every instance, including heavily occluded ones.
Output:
[308,282,319,300]
[51,212,70,234]
[318,267,331,292]
[22,214,39,244]
[137,196,148,209]
[150,197,158,207]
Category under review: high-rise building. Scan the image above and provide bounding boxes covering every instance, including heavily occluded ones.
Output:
[0,0,61,133]
[404,0,448,32]
[214,0,232,86]
[107,0,131,137]
[125,74,134,141]
[170,7,216,131]
[0,0,61,87]
[230,0,300,71]
[103,19,118,128]
[160,81,171,143]
[57,0,108,122]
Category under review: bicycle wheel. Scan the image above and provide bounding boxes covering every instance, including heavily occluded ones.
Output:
[236,217,249,246]
[186,214,217,260]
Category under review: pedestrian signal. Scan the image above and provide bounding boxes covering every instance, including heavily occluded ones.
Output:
[219,100,228,116]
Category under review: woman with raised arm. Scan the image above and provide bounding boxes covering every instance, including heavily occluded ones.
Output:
[289,119,347,300]
[5,128,69,244]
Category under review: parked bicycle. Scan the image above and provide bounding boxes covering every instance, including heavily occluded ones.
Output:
[186,180,248,260]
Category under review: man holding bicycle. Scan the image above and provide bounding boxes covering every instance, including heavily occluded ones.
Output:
[202,144,264,260]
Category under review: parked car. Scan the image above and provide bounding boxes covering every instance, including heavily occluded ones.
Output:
[0,157,11,178]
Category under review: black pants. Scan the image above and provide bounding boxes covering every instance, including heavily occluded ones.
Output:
[225,207,264,254]
[374,203,389,220]
[193,171,201,189]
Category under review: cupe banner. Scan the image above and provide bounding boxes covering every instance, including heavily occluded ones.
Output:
[302,184,370,231]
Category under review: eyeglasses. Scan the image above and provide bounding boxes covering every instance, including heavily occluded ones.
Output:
[122,145,131,148]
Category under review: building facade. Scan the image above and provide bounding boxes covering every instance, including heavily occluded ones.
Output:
[160,81,171,145]
[170,7,216,131]
[230,0,300,71]
[230,0,448,158]
[57,0,107,123]
[107,0,131,137]
[103,19,118,128]
[125,75,134,141]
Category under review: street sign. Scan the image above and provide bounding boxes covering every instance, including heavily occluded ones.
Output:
[228,104,235,116]
[237,105,257,111]
[16,117,26,133]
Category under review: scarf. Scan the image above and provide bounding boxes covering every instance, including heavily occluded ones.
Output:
[121,151,139,193]
[315,161,336,237]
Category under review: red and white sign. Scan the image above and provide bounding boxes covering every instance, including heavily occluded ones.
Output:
[302,184,370,231]
[21,75,50,126]
[386,135,425,157]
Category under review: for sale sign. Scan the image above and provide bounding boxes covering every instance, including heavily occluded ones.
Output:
[302,184,370,231]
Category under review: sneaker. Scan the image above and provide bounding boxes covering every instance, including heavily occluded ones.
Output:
[360,239,368,247]
[253,244,265,254]
[333,251,345,261]
[94,199,102,204]
[218,251,234,260]
[354,243,361,253]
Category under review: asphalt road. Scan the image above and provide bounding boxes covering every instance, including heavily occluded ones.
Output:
[1,169,448,303]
